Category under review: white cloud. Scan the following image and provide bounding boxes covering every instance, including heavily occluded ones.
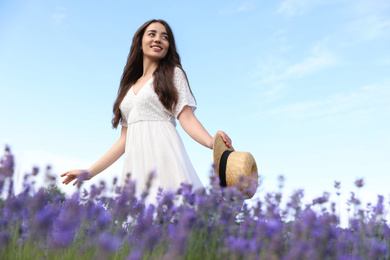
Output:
[52,6,67,25]
[348,0,390,40]
[237,2,254,12]
[218,1,255,15]
[264,83,286,98]
[254,45,336,83]
[350,14,390,40]
[380,58,390,65]
[277,0,325,17]
[249,41,337,105]
[262,83,290,104]
[257,82,390,120]
[283,52,334,78]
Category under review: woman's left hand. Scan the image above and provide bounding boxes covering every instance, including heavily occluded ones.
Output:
[212,130,232,149]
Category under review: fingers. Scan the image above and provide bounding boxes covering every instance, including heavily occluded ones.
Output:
[61,174,76,185]
[60,170,80,185]
[60,169,89,186]
[216,130,232,148]
[61,175,67,184]
[62,177,70,185]
[60,171,71,182]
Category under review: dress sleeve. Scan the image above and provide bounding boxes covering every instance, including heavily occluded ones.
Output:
[120,109,128,127]
[173,67,197,118]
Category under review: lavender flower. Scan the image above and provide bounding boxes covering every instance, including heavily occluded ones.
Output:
[32,166,39,176]
[98,231,121,252]
[0,145,15,175]
[354,178,364,188]
[0,151,390,259]
[0,232,11,251]
[127,249,142,260]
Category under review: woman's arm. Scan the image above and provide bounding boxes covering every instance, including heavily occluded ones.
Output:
[178,106,232,149]
[60,126,127,185]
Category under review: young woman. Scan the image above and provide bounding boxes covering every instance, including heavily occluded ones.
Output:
[61,19,232,199]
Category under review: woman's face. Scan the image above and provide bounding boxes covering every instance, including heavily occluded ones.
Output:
[141,22,169,62]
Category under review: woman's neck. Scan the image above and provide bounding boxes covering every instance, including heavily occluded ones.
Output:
[142,58,159,78]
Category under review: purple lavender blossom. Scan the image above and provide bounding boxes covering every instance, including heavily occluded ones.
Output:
[0,145,15,195]
[0,145,15,175]
[76,170,90,189]
[354,178,364,188]
[1,151,390,259]
[98,231,121,252]
[0,232,11,251]
[50,193,83,248]
[127,249,142,260]
[312,192,330,205]
[32,166,39,176]
[33,205,57,237]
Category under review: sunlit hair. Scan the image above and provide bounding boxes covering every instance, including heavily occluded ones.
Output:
[112,19,195,128]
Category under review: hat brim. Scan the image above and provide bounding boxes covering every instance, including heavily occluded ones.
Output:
[213,134,259,198]
[226,152,258,198]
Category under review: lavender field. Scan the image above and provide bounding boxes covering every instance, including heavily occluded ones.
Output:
[0,146,389,260]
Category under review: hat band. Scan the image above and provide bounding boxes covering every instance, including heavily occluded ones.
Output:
[219,150,232,187]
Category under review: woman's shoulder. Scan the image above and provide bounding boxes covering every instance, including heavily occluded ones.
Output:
[173,66,187,80]
[173,65,184,74]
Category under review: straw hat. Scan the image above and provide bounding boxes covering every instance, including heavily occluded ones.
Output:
[213,134,258,199]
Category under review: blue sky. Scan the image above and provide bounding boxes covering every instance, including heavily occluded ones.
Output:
[1,0,389,222]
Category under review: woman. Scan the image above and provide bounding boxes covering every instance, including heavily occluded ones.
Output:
[61,19,232,200]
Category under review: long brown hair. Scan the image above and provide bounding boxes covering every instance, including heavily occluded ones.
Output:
[111,19,195,128]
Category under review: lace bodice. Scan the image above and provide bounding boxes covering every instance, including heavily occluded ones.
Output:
[119,67,196,127]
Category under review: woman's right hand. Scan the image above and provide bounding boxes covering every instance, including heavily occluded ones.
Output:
[212,130,232,149]
[60,169,91,186]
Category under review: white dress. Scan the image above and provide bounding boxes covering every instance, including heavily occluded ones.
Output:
[119,67,203,200]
